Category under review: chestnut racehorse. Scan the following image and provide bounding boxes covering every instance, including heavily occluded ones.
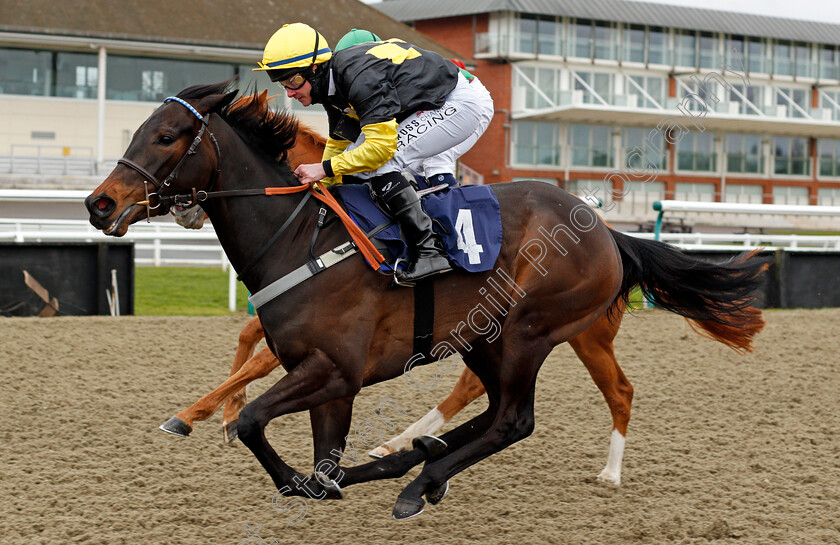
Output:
[86,82,768,519]
[169,110,759,486]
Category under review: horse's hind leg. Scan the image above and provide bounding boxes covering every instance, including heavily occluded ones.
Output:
[392,340,549,519]
[369,367,486,458]
[568,312,633,485]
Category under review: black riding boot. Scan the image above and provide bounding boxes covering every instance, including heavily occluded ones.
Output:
[381,185,452,285]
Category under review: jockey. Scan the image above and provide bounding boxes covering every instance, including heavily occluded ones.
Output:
[255,23,494,285]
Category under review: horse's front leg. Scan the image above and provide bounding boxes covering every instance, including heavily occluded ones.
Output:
[221,317,267,442]
[308,397,355,487]
[159,346,280,437]
[237,348,362,499]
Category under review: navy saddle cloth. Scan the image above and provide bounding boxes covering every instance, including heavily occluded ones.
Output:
[335,184,502,273]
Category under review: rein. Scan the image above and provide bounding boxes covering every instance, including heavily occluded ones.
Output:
[122,95,384,273]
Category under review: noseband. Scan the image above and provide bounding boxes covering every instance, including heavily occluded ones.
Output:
[117,96,221,219]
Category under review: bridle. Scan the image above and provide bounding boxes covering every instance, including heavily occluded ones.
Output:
[118,96,222,219]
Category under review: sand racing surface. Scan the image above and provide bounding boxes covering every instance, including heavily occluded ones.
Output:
[1,309,839,544]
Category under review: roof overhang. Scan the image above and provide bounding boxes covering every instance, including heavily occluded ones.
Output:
[0,31,261,63]
[513,106,840,138]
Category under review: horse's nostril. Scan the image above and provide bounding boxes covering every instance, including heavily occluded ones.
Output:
[86,194,117,218]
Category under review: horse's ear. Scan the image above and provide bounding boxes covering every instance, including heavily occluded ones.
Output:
[196,90,238,115]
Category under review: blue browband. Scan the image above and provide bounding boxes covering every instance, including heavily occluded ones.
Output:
[164,96,205,122]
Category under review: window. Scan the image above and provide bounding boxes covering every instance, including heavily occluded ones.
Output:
[571,19,594,59]
[55,52,98,98]
[516,66,559,109]
[513,121,561,166]
[0,47,52,96]
[593,21,617,60]
[648,27,668,65]
[537,16,562,56]
[107,56,235,101]
[675,182,716,201]
[569,124,613,167]
[698,32,719,69]
[677,132,716,172]
[773,137,810,176]
[624,24,645,63]
[727,83,764,115]
[236,64,272,95]
[725,184,763,203]
[727,36,745,68]
[518,14,537,54]
[571,19,616,60]
[747,37,767,74]
[772,186,809,204]
[818,187,840,205]
[677,78,718,112]
[726,134,764,174]
[773,40,794,76]
[776,87,809,118]
[573,71,614,104]
[819,46,840,80]
[819,90,840,121]
[674,29,696,68]
[624,127,666,170]
[818,139,840,177]
[627,75,665,108]
[795,43,812,78]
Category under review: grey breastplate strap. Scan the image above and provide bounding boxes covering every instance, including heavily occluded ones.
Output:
[248,241,358,309]
[248,215,396,309]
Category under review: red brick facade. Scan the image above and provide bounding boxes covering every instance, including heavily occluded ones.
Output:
[414,15,839,205]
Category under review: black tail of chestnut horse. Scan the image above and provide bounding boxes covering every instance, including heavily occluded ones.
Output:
[608,229,769,328]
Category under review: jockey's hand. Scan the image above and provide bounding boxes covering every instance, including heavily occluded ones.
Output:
[294,163,326,185]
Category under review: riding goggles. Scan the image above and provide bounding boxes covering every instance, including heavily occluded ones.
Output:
[277,71,308,90]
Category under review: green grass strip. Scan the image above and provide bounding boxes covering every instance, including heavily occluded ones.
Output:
[134,267,250,316]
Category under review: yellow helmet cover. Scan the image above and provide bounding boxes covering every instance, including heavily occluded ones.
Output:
[255,23,332,72]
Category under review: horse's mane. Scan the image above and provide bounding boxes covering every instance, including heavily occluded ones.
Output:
[176,81,299,165]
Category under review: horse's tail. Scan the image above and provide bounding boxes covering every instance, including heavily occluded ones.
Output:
[608,229,769,353]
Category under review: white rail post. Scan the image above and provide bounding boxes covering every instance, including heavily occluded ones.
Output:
[228,258,237,312]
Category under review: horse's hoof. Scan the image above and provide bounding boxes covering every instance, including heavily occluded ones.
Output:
[313,472,344,500]
[222,420,238,444]
[412,435,448,458]
[368,444,396,459]
[425,480,450,505]
[392,495,425,520]
[159,417,191,437]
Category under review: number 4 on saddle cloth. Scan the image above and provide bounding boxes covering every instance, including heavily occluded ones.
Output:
[336,184,502,273]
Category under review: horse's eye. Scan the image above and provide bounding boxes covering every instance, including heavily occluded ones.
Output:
[158,134,175,146]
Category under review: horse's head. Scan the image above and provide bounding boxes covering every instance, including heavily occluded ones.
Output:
[86,84,236,236]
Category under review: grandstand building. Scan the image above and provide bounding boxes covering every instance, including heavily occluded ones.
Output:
[0,0,458,189]
[373,0,840,218]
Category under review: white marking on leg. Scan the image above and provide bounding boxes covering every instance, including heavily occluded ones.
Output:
[596,428,625,485]
[369,408,446,457]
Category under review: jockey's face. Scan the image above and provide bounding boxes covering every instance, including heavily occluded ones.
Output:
[284,64,318,107]
[286,79,313,106]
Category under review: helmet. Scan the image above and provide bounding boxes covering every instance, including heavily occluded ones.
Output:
[335,28,382,51]
[254,23,332,73]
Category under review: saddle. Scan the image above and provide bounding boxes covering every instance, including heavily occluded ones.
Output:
[335,183,502,274]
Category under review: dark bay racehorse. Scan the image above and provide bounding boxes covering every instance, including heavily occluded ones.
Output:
[86,82,768,519]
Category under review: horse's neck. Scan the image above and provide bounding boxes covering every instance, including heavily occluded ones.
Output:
[202,126,318,289]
